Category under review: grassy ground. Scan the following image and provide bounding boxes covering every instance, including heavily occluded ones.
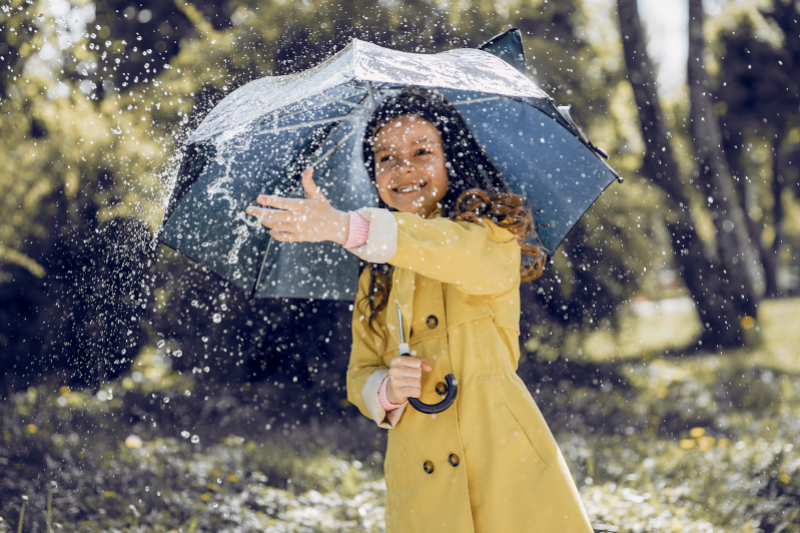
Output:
[1,300,799,532]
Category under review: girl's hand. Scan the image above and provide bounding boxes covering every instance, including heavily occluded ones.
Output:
[386,356,432,404]
[245,168,350,245]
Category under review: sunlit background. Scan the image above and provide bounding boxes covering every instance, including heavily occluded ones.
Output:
[1,0,799,531]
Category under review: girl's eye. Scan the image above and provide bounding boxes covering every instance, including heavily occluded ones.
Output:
[379,155,394,163]
[415,149,431,156]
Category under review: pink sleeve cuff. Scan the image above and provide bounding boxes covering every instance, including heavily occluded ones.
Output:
[378,376,406,412]
[344,211,370,249]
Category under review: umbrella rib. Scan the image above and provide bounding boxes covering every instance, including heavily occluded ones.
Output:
[319,95,370,110]
[309,85,375,163]
[262,101,335,126]
[366,81,378,110]
[452,96,502,106]
[269,114,371,134]
[310,117,370,166]
[260,95,366,130]
[253,233,276,300]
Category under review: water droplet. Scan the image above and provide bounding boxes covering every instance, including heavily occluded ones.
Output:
[181,431,190,438]
[212,313,222,323]
[173,350,183,358]
[157,340,165,348]
[191,435,200,443]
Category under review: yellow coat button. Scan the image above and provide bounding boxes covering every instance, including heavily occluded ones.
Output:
[423,460,435,474]
[448,454,460,467]
[426,315,438,328]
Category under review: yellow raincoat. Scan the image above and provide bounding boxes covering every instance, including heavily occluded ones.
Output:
[346,209,593,533]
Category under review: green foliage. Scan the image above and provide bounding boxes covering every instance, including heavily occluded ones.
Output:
[2,2,800,529]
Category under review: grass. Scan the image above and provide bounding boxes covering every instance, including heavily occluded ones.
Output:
[1,299,800,532]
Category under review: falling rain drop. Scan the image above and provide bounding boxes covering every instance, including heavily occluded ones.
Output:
[191,435,200,443]
[212,313,222,323]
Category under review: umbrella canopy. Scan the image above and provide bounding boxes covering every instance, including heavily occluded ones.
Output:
[159,30,620,301]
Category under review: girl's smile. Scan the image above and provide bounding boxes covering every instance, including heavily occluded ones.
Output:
[373,115,449,218]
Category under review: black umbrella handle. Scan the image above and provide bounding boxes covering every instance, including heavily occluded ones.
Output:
[409,374,458,415]
[400,344,458,415]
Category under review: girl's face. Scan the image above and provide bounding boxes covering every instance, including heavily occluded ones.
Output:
[373,115,449,218]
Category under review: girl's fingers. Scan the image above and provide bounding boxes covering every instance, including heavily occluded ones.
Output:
[245,206,290,218]
[393,363,431,375]
[269,230,299,242]
[391,379,422,392]
[390,356,429,369]
[265,222,294,233]
[246,207,292,227]
[301,168,328,204]
[390,366,422,380]
[393,387,421,400]
[256,195,304,210]
[389,383,421,400]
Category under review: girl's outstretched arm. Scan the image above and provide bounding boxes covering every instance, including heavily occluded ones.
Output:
[348,209,521,296]
[244,168,519,297]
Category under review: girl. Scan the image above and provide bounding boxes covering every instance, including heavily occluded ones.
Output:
[245,88,593,533]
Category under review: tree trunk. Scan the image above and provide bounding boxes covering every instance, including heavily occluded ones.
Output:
[616,0,746,348]
[721,132,781,298]
[687,0,762,317]
[768,126,787,296]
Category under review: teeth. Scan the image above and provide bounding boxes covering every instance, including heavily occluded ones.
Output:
[397,184,422,193]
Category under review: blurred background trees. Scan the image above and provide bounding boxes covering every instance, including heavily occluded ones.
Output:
[1,0,798,399]
[4,3,800,530]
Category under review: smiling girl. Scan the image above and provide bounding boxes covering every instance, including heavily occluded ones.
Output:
[245,88,593,533]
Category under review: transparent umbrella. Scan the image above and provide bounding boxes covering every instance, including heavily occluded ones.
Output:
[158,29,620,300]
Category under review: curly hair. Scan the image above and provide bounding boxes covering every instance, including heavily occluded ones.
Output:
[359,87,546,335]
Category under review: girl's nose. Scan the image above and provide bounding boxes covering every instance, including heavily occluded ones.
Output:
[398,158,414,172]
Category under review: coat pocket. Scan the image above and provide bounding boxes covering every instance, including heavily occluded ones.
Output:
[497,401,548,472]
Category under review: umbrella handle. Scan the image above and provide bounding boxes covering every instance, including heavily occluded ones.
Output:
[400,344,458,415]
[409,374,458,415]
